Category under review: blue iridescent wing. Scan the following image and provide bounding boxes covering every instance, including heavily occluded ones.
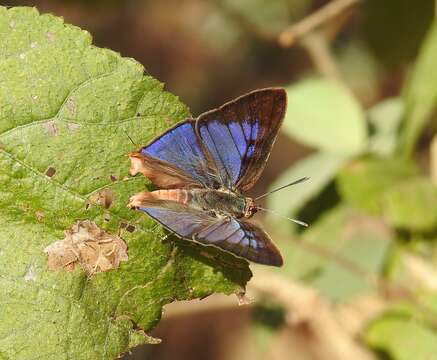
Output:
[196,88,286,191]
[132,120,219,189]
[133,200,283,266]
[196,217,283,266]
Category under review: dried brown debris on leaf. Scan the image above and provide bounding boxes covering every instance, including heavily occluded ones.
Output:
[44,220,128,276]
[87,188,115,209]
[45,167,56,178]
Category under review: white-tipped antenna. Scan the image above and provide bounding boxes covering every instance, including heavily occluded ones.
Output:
[257,207,308,227]
[255,177,310,200]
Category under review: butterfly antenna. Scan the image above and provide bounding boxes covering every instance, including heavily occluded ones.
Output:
[257,207,308,227]
[122,129,138,148]
[255,177,310,200]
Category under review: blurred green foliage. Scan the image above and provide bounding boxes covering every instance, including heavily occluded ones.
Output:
[400,23,437,157]
[252,302,286,329]
[284,77,367,153]
[336,158,417,215]
[263,8,437,359]
[362,0,434,68]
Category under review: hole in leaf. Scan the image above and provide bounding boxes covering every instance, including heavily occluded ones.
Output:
[45,167,56,177]
[126,224,136,233]
[88,189,115,209]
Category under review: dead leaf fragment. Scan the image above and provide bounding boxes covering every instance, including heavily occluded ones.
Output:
[88,188,115,209]
[44,220,128,276]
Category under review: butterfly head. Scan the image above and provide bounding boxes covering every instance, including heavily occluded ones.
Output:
[244,198,258,218]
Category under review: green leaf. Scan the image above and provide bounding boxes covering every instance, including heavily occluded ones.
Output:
[400,23,437,158]
[382,177,437,232]
[266,151,348,228]
[278,205,391,301]
[283,77,367,154]
[336,157,417,214]
[364,317,437,360]
[336,41,382,105]
[279,206,349,281]
[311,226,390,301]
[368,97,404,157]
[0,7,251,360]
[364,294,437,360]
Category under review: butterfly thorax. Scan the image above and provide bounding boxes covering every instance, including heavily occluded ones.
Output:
[188,189,257,219]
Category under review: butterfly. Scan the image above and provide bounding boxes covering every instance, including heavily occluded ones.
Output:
[128,88,289,267]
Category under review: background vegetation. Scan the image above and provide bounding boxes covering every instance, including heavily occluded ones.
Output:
[1,0,437,359]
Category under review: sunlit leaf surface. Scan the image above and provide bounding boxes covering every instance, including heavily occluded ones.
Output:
[0,7,251,360]
[283,78,367,154]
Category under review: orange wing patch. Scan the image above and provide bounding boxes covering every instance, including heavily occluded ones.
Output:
[128,189,188,208]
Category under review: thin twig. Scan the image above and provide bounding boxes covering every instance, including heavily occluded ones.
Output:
[211,0,356,84]
[271,231,380,287]
[279,0,362,48]
[299,31,346,84]
[271,230,437,329]
[249,271,376,360]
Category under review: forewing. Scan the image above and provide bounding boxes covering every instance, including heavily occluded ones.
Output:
[130,196,283,266]
[196,88,286,191]
[137,120,219,188]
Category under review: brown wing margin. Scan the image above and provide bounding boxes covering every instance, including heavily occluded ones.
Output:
[237,88,286,192]
[195,88,286,192]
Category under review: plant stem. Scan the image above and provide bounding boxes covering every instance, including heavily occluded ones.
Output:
[278,0,362,48]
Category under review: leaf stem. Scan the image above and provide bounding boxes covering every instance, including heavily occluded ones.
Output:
[278,0,362,48]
